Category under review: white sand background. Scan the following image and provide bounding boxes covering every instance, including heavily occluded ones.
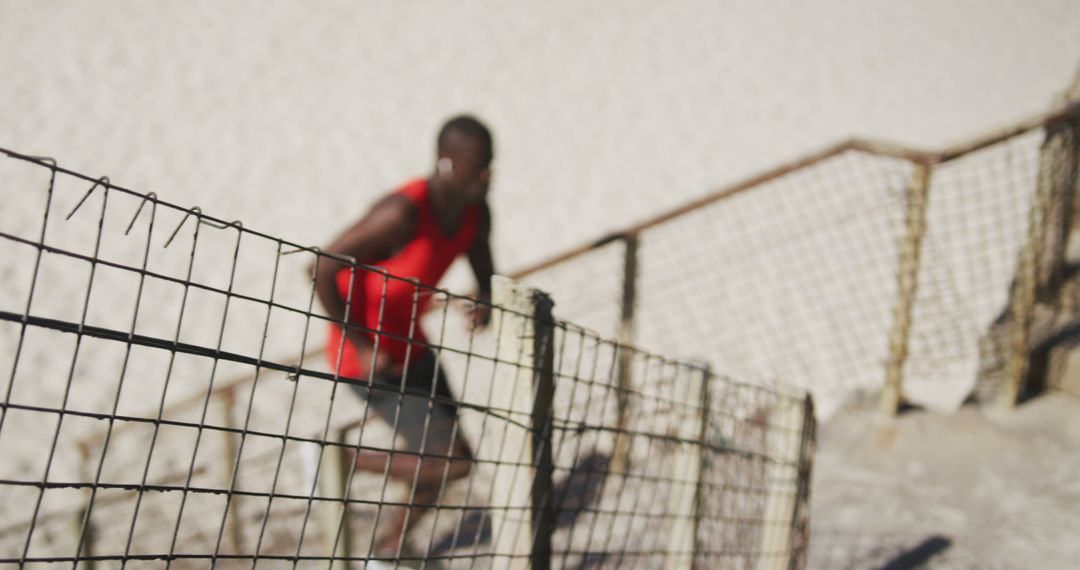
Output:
[2,1,1080,568]
[3,0,1079,274]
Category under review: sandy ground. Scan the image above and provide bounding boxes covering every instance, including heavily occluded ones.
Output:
[2,1,1079,422]
[3,1,1079,275]
[809,393,1080,569]
[4,2,1080,567]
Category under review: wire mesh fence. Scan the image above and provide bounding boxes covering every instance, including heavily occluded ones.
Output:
[0,147,815,569]
[519,102,1080,419]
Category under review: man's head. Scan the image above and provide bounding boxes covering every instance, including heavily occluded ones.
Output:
[434,115,494,204]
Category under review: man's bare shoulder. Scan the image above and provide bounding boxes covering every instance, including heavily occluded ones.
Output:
[367,191,416,224]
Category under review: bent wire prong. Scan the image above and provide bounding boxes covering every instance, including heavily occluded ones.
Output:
[124,192,157,235]
[163,205,244,248]
[163,206,201,249]
[65,177,110,221]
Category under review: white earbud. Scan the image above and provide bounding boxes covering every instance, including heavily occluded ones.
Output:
[437,157,454,176]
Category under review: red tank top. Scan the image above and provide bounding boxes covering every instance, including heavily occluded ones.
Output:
[327,179,480,377]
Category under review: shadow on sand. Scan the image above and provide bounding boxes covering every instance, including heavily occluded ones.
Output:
[429,451,611,559]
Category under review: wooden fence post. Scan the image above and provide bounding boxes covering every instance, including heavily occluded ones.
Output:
[882,164,933,414]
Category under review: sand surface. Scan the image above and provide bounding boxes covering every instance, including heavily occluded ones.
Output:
[810,394,1080,569]
[3,2,1080,567]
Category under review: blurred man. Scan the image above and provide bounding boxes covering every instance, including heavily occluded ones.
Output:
[313,115,495,557]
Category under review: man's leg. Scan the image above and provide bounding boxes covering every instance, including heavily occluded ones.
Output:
[352,351,475,555]
[369,434,472,556]
[355,434,472,486]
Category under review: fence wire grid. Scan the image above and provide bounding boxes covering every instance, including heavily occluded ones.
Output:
[0,147,815,569]
[523,102,1080,418]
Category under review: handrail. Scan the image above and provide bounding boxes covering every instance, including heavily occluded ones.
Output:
[510,99,1080,279]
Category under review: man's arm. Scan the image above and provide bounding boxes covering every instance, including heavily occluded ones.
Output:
[311,195,415,368]
[467,201,495,328]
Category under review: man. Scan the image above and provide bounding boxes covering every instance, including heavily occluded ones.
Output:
[312,115,495,557]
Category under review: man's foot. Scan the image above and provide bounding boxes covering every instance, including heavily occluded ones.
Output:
[363,440,474,561]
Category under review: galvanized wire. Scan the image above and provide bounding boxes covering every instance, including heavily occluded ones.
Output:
[0,147,814,569]
[518,115,1079,418]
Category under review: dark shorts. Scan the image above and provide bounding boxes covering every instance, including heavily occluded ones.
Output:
[348,350,461,454]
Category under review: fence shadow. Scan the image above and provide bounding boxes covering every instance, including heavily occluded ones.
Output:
[810,531,953,570]
[878,535,952,570]
[428,452,611,557]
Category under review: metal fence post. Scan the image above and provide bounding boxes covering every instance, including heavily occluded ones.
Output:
[1036,122,1080,300]
[787,396,816,570]
[1000,70,1080,402]
[689,365,713,570]
[612,233,638,473]
[530,290,556,570]
[881,164,933,414]
[1000,148,1053,409]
